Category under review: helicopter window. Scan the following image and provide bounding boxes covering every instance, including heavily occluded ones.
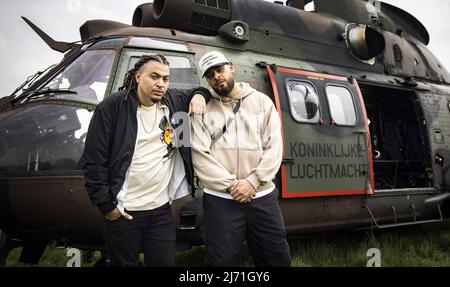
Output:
[286,81,320,124]
[325,85,357,126]
[127,55,198,90]
[43,49,115,102]
[129,55,191,69]
[0,104,93,175]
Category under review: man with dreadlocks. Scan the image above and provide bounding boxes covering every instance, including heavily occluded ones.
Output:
[81,55,211,267]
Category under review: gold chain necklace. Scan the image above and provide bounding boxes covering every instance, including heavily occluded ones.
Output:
[139,104,159,133]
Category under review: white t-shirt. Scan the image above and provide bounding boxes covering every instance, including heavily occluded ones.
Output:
[121,104,175,211]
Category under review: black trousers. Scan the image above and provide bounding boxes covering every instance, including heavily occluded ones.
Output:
[203,189,292,267]
[102,202,175,267]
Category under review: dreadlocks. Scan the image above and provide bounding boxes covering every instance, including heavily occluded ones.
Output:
[119,54,170,102]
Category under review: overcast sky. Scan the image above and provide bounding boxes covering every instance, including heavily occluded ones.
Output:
[0,0,449,97]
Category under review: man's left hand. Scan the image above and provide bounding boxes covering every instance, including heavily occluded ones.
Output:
[230,179,256,203]
[188,94,207,115]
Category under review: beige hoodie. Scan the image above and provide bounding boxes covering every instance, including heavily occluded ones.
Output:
[191,82,282,193]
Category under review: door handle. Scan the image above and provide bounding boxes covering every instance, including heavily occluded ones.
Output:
[355,130,369,151]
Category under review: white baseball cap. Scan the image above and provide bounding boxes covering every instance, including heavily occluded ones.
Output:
[198,51,230,78]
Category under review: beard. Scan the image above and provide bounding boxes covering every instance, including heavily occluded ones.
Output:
[137,86,167,106]
[149,93,164,103]
[211,76,235,97]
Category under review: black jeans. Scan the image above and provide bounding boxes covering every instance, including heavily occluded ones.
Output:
[103,202,175,267]
[203,189,292,267]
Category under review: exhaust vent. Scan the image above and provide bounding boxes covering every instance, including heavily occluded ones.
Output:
[132,3,165,28]
[343,23,385,63]
[133,0,232,35]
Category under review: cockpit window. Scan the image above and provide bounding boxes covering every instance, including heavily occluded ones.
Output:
[111,48,201,92]
[286,80,320,124]
[44,50,115,102]
[127,55,198,90]
[0,104,93,175]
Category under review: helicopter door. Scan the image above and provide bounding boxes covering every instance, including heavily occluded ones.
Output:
[267,65,374,198]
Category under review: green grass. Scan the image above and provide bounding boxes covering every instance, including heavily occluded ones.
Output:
[5,222,450,267]
[6,246,103,267]
[288,222,450,267]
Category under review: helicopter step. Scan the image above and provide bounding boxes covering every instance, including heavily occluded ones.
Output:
[364,195,445,229]
[175,210,202,252]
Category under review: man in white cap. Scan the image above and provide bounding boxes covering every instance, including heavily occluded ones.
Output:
[191,51,291,267]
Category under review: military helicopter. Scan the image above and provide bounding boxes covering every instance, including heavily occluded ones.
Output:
[1,0,450,265]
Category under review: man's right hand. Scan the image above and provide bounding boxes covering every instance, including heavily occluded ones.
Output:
[104,208,133,221]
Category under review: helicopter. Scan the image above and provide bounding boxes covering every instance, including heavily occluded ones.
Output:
[1,0,450,265]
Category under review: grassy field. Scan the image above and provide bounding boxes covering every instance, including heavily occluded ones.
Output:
[287,223,450,267]
[5,221,450,267]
